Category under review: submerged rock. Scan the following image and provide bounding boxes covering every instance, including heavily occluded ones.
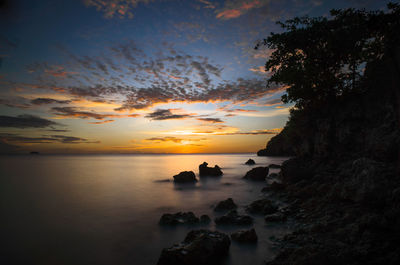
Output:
[231,228,258,243]
[173,171,197,183]
[159,212,200,225]
[243,167,269,181]
[157,229,231,265]
[214,198,237,212]
[214,210,253,225]
[246,199,278,215]
[264,213,287,222]
[268,164,281,169]
[199,162,223,177]
[245,159,256,165]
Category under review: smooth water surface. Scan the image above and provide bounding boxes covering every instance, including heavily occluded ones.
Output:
[0,154,290,265]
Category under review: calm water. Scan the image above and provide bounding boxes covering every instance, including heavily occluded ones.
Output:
[0,154,290,265]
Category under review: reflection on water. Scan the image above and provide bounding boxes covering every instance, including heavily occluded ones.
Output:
[0,154,290,265]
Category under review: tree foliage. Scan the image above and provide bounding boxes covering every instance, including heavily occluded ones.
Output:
[257,3,400,110]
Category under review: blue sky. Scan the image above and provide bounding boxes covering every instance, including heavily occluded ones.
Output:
[0,0,392,153]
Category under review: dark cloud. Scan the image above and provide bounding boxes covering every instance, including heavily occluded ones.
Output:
[0,114,59,128]
[31,98,71,105]
[215,129,281,135]
[83,0,153,19]
[216,0,270,19]
[0,133,100,144]
[197,117,224,123]
[0,96,31,108]
[51,107,139,120]
[145,109,193,121]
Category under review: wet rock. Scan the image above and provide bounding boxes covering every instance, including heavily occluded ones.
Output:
[159,212,200,225]
[243,167,269,181]
[268,164,281,169]
[157,229,230,265]
[173,171,197,183]
[245,159,256,165]
[200,215,211,224]
[231,228,258,243]
[246,199,278,215]
[264,213,287,222]
[261,182,285,192]
[199,162,223,177]
[215,210,253,225]
[268,173,279,178]
[214,198,237,212]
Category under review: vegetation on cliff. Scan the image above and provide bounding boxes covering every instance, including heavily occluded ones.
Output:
[257,3,400,264]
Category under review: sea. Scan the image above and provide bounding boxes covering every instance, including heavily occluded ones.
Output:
[0,153,291,265]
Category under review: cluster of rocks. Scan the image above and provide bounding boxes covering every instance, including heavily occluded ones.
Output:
[199,162,223,177]
[172,162,224,183]
[159,212,210,225]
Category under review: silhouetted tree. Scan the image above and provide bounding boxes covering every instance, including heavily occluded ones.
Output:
[257,3,400,111]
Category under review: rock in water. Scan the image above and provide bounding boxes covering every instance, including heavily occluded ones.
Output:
[214,210,253,225]
[243,167,269,181]
[264,213,286,222]
[159,212,200,225]
[245,159,256,165]
[231,228,258,243]
[246,199,278,215]
[157,229,231,265]
[200,215,211,224]
[214,198,237,212]
[268,164,281,169]
[173,171,197,183]
[199,162,223,177]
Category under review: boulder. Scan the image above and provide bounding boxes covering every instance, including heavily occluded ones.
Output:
[261,182,285,192]
[215,210,253,225]
[246,199,278,215]
[173,171,197,183]
[245,159,256,165]
[159,212,200,225]
[267,173,279,178]
[214,198,237,212]
[243,167,269,181]
[268,164,281,169]
[264,213,287,222]
[200,215,211,224]
[231,228,258,243]
[199,162,223,177]
[157,229,230,265]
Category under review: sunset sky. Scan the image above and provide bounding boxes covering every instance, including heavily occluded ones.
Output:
[0,0,388,154]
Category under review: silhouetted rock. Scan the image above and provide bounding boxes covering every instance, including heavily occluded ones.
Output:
[243,167,269,181]
[214,198,237,212]
[231,228,258,243]
[268,164,281,168]
[199,162,223,176]
[245,159,256,165]
[157,229,230,265]
[214,210,253,225]
[173,171,197,183]
[267,173,279,179]
[200,215,211,224]
[159,212,200,225]
[261,182,285,192]
[264,213,286,222]
[246,199,278,215]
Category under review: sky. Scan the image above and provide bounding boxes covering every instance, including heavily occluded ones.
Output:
[0,0,391,154]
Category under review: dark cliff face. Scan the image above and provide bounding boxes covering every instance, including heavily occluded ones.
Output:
[258,57,400,164]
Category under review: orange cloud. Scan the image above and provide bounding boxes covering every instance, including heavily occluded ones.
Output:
[216,0,266,20]
[89,119,115,124]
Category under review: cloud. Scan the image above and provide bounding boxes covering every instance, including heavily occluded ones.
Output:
[145,109,194,121]
[263,97,282,106]
[0,96,31,108]
[249,65,267,74]
[215,128,282,135]
[83,0,153,19]
[51,107,139,120]
[31,98,71,105]
[216,0,269,20]
[88,119,115,124]
[198,0,216,9]
[0,133,100,144]
[144,136,208,143]
[197,117,223,123]
[0,114,59,128]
